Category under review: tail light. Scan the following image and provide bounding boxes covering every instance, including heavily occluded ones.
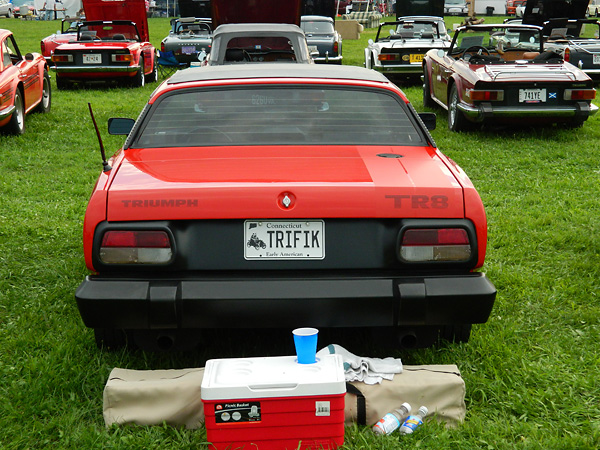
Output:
[99,230,173,264]
[40,41,45,54]
[399,228,471,262]
[333,41,339,55]
[51,54,73,63]
[378,53,400,62]
[161,42,165,52]
[466,89,504,102]
[564,47,570,62]
[564,88,596,101]
[111,53,133,62]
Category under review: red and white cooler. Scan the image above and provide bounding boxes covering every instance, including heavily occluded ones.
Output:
[201,354,346,450]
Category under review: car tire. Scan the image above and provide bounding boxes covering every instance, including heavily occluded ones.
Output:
[56,77,71,90]
[132,57,145,87]
[94,328,127,350]
[5,88,25,135]
[146,54,158,82]
[423,65,435,108]
[439,324,472,344]
[448,83,471,132]
[34,70,52,113]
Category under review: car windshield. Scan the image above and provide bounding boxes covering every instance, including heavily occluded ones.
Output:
[445,0,465,5]
[134,86,426,147]
[176,21,211,35]
[452,26,542,54]
[301,20,335,34]
[78,22,139,41]
[395,21,444,38]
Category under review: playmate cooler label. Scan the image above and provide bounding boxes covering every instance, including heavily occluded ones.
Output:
[214,402,261,423]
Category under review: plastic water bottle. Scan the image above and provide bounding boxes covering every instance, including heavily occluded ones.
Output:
[399,405,428,435]
[372,403,411,435]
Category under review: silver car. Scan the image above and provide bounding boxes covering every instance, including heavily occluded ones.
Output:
[0,0,14,17]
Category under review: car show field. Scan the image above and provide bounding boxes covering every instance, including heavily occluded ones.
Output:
[0,13,599,450]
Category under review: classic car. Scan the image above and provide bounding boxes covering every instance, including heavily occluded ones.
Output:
[515,1,526,18]
[40,19,82,64]
[75,63,496,351]
[589,0,600,17]
[51,0,157,89]
[0,29,51,135]
[365,16,451,79]
[0,0,13,17]
[543,19,600,81]
[300,15,342,64]
[444,0,468,15]
[160,17,212,65]
[12,2,35,18]
[506,0,525,16]
[203,23,314,65]
[422,23,598,131]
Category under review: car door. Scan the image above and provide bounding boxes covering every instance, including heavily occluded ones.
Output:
[432,50,455,106]
[5,34,40,111]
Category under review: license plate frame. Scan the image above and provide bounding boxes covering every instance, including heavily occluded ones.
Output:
[519,88,546,103]
[83,53,102,64]
[593,54,600,65]
[244,220,325,260]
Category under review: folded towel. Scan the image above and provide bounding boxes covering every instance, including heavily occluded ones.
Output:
[316,344,403,385]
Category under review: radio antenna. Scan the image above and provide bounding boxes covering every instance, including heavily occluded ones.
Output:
[88,103,112,172]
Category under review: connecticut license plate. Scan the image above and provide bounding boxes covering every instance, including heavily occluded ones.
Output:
[181,45,196,55]
[519,88,546,103]
[593,54,600,65]
[409,53,424,63]
[83,53,101,64]
[244,220,324,260]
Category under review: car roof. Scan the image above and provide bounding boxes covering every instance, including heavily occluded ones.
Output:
[301,15,334,23]
[396,15,444,21]
[167,63,391,86]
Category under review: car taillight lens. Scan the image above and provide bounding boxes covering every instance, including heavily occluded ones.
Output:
[564,47,570,62]
[333,41,339,54]
[51,54,73,62]
[378,53,400,61]
[111,53,133,62]
[161,42,165,52]
[100,230,173,264]
[467,89,504,101]
[399,228,471,262]
[564,89,596,100]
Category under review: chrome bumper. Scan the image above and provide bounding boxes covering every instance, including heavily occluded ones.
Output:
[458,101,599,122]
[0,104,16,121]
[373,63,423,75]
[53,65,140,74]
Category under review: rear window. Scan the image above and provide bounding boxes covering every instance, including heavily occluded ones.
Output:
[133,86,426,147]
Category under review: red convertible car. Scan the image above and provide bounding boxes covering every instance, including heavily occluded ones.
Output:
[40,19,81,64]
[0,29,51,135]
[75,64,496,351]
[422,23,598,131]
[51,0,157,88]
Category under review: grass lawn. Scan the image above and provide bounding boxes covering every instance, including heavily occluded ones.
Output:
[0,15,599,449]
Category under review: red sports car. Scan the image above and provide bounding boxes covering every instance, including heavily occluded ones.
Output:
[51,0,157,88]
[423,23,598,131]
[0,29,51,135]
[76,64,496,351]
[40,19,81,64]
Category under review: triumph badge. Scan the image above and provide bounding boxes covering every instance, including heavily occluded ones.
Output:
[282,195,292,208]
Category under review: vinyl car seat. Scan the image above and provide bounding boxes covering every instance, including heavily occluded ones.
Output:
[112,34,126,40]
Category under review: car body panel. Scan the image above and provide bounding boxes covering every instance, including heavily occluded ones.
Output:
[83,0,150,42]
[0,29,50,132]
[76,64,495,349]
[365,16,450,77]
[423,23,598,129]
[161,17,213,65]
[301,15,342,64]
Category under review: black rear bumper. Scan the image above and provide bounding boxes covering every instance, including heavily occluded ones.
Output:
[75,272,496,330]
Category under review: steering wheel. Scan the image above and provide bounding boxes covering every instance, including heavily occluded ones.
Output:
[460,45,490,58]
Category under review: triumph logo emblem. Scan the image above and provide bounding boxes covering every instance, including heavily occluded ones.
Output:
[282,195,292,208]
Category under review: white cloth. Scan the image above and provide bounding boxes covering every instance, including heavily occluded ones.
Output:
[317,344,402,385]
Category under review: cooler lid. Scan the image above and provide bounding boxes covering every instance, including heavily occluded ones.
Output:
[201,355,346,400]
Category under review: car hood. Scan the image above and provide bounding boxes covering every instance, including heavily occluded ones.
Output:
[473,62,589,82]
[106,146,466,221]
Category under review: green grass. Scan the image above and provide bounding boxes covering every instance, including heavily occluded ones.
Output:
[1,15,600,449]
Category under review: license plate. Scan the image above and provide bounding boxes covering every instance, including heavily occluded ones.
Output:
[593,54,600,65]
[309,45,318,52]
[83,53,101,64]
[181,45,196,55]
[519,88,546,103]
[409,53,424,63]
[244,220,325,260]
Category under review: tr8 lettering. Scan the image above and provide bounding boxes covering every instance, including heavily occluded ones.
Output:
[385,195,449,209]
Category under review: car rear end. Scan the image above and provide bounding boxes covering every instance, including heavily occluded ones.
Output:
[76,65,495,351]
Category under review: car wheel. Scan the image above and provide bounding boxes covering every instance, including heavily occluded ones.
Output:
[439,324,472,344]
[5,88,25,135]
[448,83,471,132]
[422,66,435,108]
[56,77,71,90]
[146,54,158,82]
[94,328,127,350]
[132,57,145,87]
[34,70,51,113]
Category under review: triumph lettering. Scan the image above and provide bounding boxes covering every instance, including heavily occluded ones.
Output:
[121,199,199,207]
[385,194,449,209]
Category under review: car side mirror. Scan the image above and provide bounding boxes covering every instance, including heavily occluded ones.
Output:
[108,118,135,135]
[437,49,445,57]
[368,39,374,45]
[25,53,35,61]
[419,113,437,130]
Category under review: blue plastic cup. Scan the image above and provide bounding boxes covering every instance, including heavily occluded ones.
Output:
[293,327,319,364]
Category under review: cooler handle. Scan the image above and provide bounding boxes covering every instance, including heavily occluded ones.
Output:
[248,383,298,391]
